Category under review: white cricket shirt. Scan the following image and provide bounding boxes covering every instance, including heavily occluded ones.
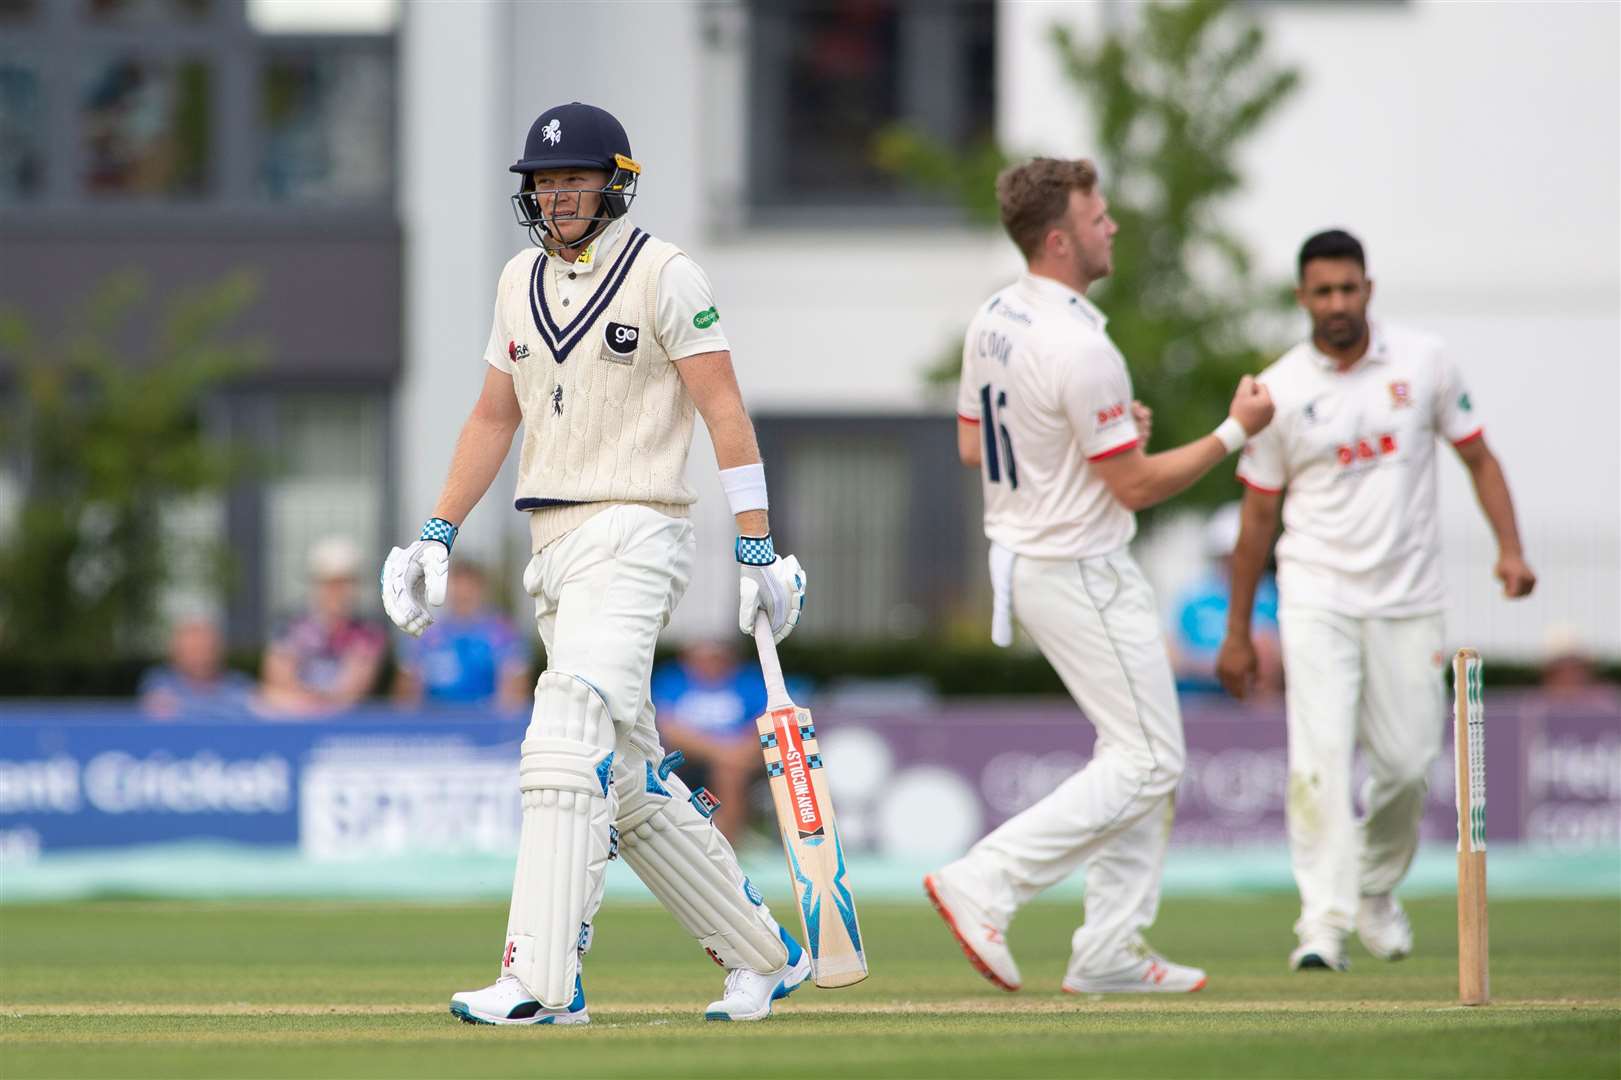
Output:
[1236,323,1483,617]
[957,273,1140,559]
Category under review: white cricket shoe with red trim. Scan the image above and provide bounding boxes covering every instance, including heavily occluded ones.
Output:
[1062,951,1207,994]
[923,870,1022,991]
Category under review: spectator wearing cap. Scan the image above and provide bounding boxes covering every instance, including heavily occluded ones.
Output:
[392,560,531,712]
[1170,503,1284,697]
[1538,624,1621,709]
[138,616,260,721]
[260,536,387,716]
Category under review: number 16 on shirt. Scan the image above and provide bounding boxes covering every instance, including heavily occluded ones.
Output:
[751,612,868,987]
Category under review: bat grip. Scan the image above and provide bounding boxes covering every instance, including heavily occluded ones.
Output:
[752,611,792,710]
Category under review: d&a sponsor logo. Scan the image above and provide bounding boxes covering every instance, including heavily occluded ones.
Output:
[508,340,530,363]
[1336,432,1399,467]
[1095,402,1126,428]
[772,708,825,842]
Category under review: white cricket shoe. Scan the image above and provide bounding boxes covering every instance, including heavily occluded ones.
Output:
[923,870,1021,991]
[704,929,812,1021]
[1062,947,1207,995]
[1357,893,1414,961]
[1290,937,1349,973]
[449,973,589,1025]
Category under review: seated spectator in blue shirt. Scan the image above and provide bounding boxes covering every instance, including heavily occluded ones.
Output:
[393,561,531,712]
[261,536,387,716]
[1172,502,1284,697]
[139,616,259,721]
[652,639,770,842]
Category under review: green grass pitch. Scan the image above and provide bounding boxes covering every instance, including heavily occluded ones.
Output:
[2,896,1616,1079]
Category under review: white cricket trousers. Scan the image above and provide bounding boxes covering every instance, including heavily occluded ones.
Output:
[1277,607,1446,943]
[522,504,693,757]
[947,547,1186,975]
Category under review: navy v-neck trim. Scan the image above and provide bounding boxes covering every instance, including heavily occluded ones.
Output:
[528,228,651,363]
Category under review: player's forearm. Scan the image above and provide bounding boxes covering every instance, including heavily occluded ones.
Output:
[1226,528,1275,635]
[1121,436,1229,511]
[1467,452,1525,558]
[706,402,772,536]
[431,411,521,525]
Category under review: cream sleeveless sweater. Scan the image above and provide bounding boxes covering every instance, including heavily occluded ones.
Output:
[494,227,698,551]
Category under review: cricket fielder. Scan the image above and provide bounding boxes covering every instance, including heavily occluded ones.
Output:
[925,158,1274,995]
[1217,229,1535,972]
[381,102,810,1024]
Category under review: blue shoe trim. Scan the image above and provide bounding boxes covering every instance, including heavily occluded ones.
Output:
[536,1016,556,1025]
[778,925,805,967]
[450,1002,491,1025]
[704,1010,732,1022]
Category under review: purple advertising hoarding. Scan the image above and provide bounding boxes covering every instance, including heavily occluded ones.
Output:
[809,692,1621,859]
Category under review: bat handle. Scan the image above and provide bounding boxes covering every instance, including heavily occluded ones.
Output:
[752,611,792,710]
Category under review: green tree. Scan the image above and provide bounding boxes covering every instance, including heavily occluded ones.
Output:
[878,0,1300,511]
[0,271,262,663]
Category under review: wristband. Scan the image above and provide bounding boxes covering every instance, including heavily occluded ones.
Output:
[1213,417,1247,455]
[420,517,459,552]
[719,462,769,515]
[736,534,776,566]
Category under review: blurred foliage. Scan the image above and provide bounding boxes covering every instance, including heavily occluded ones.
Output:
[880,0,1300,512]
[0,271,262,663]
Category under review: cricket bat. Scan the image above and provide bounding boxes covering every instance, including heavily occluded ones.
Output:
[751,612,868,988]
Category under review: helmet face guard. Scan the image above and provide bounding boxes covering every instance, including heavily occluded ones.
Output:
[509,102,639,251]
[510,154,640,250]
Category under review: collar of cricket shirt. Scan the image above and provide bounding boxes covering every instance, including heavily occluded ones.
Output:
[550,217,629,279]
[1309,320,1390,373]
[1021,272,1108,330]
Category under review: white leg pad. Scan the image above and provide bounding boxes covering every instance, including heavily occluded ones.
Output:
[504,672,617,1008]
[614,758,788,974]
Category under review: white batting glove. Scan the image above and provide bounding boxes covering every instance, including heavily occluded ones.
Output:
[380,518,457,637]
[736,535,805,644]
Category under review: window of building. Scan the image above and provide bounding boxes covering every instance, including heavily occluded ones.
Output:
[87,0,212,23]
[261,48,392,203]
[0,63,42,201]
[263,393,386,629]
[79,55,212,197]
[749,0,995,215]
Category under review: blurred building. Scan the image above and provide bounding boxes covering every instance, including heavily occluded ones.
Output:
[3,0,1616,660]
[0,0,399,647]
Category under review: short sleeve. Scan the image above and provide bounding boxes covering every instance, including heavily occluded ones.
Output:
[657,255,731,361]
[1236,426,1286,494]
[1060,340,1138,460]
[1433,348,1483,446]
[956,329,980,424]
[484,264,515,373]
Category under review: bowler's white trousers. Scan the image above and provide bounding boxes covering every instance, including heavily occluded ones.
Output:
[946,547,1185,975]
[1277,607,1445,943]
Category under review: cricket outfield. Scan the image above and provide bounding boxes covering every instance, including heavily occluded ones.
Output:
[2,897,1616,1079]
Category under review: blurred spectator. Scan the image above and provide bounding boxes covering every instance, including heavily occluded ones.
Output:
[1171,503,1284,697]
[1539,624,1621,708]
[259,536,386,716]
[652,640,770,843]
[138,616,258,721]
[392,561,531,711]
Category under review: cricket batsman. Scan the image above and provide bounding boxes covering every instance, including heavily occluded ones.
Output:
[925,157,1273,994]
[381,102,809,1024]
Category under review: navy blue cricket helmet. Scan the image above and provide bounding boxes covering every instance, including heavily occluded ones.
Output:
[510,102,640,249]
